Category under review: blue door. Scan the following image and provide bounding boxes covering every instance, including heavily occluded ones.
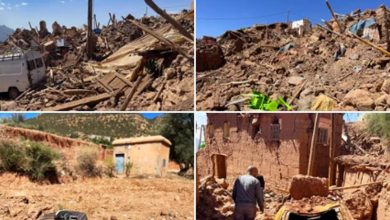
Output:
[115,154,125,174]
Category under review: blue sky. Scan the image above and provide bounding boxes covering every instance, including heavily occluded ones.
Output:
[142,113,163,119]
[197,0,389,37]
[0,0,191,30]
[343,113,363,122]
[0,112,39,119]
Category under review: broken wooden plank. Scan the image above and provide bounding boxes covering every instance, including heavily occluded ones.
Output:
[121,75,144,111]
[325,0,344,33]
[221,80,253,86]
[127,19,193,62]
[349,33,390,57]
[318,24,390,57]
[144,0,193,42]
[15,88,32,101]
[288,80,307,105]
[63,89,96,96]
[153,80,167,103]
[137,74,155,95]
[44,93,112,111]
[330,182,383,191]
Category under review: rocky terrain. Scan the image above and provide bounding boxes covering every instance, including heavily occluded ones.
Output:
[0,4,194,111]
[196,6,390,111]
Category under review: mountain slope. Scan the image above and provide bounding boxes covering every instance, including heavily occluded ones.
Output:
[0,25,13,42]
[23,114,162,138]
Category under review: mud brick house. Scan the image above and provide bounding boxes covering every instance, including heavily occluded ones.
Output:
[197,113,344,191]
[112,136,171,177]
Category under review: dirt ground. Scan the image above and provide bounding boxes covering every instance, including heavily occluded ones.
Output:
[0,173,194,220]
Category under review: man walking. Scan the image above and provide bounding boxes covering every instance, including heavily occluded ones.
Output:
[232,166,264,220]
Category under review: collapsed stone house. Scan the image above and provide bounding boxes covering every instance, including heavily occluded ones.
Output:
[112,135,171,177]
[197,113,344,191]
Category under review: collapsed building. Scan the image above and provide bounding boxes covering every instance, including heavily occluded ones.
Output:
[196,113,390,220]
[0,0,194,111]
[196,5,390,111]
[197,113,344,190]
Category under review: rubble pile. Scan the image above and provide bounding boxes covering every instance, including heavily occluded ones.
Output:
[345,121,387,155]
[197,6,390,111]
[197,176,288,220]
[197,176,235,219]
[0,8,194,111]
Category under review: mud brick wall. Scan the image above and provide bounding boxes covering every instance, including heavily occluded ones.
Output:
[197,113,343,191]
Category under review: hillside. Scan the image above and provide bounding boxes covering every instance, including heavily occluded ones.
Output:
[22,114,163,138]
[0,25,13,42]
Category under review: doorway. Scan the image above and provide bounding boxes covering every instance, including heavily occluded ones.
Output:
[115,154,125,174]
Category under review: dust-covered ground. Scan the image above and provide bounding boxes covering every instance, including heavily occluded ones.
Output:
[0,173,194,220]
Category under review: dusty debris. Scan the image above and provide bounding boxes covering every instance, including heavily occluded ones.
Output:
[197,5,390,111]
[0,3,194,111]
[196,37,226,72]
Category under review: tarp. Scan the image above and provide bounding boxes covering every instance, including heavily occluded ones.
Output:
[349,17,376,35]
[87,25,186,75]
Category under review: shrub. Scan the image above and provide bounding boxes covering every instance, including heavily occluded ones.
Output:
[0,140,60,182]
[103,157,116,177]
[76,149,100,177]
[0,141,28,173]
[25,142,60,181]
[125,162,133,177]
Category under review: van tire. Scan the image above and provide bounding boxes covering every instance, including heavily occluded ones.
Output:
[8,87,20,99]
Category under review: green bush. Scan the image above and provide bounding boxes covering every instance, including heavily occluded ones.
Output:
[25,142,60,181]
[0,140,60,182]
[103,157,116,177]
[125,162,133,177]
[0,141,28,173]
[76,149,100,177]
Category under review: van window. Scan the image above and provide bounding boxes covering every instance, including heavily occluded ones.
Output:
[27,60,36,71]
[35,58,43,68]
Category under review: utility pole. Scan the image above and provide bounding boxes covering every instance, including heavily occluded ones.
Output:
[308,113,319,176]
[328,114,335,186]
[287,10,290,23]
[86,0,95,58]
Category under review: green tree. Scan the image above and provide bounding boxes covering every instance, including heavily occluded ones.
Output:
[11,113,25,123]
[157,113,194,173]
[365,114,390,139]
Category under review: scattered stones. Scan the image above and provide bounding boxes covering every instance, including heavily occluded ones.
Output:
[196,36,226,72]
[287,76,304,86]
[344,89,375,110]
[381,79,390,94]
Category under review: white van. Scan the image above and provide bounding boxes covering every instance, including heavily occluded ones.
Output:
[0,50,46,99]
